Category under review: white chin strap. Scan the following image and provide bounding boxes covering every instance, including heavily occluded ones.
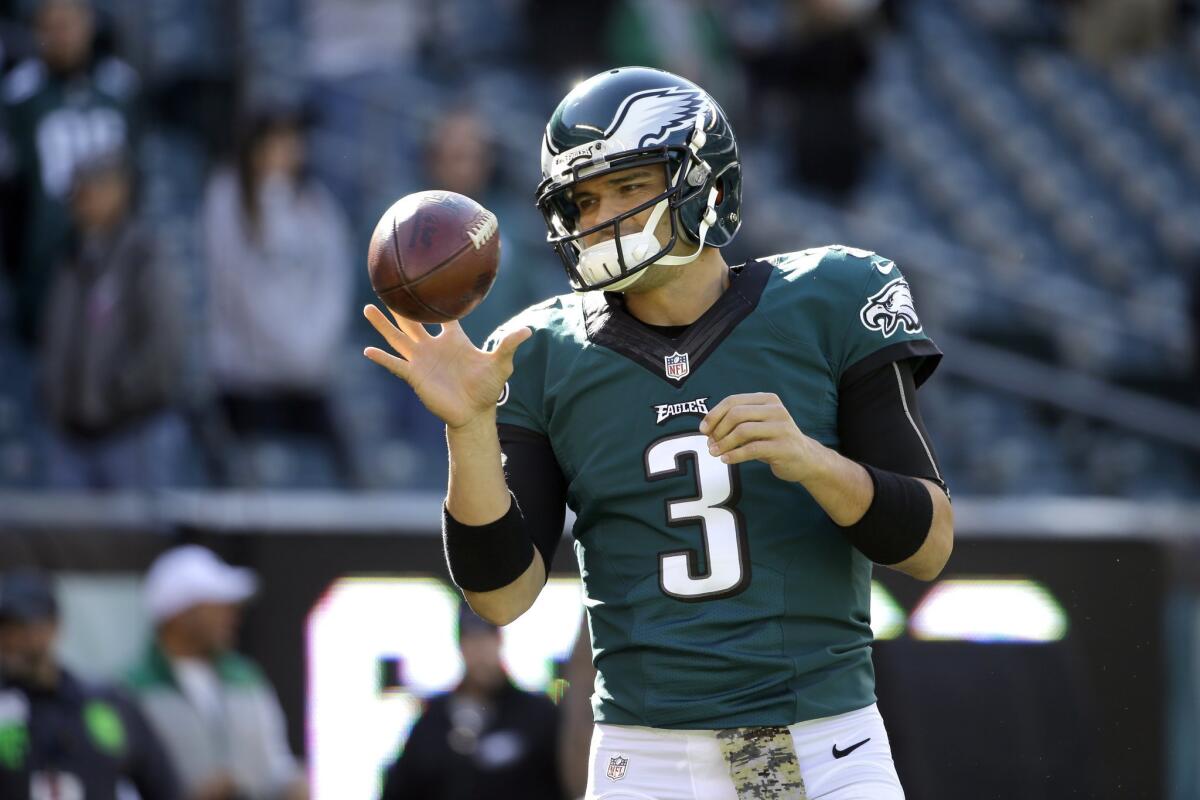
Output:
[574,182,720,293]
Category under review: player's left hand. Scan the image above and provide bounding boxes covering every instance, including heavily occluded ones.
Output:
[700,393,819,483]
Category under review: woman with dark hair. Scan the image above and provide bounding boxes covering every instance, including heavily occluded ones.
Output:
[202,107,354,487]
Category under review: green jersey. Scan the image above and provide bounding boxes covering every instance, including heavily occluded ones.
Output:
[1,57,139,341]
[494,245,941,729]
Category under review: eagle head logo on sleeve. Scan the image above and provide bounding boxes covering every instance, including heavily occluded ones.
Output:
[859,277,922,338]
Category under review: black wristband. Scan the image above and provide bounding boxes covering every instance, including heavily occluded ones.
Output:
[840,464,933,565]
[443,494,535,592]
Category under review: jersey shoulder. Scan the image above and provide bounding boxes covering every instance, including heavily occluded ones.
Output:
[757,244,938,383]
[757,244,901,333]
[486,293,580,346]
[487,293,585,435]
[763,244,898,295]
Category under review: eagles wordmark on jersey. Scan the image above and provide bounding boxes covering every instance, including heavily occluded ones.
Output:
[489,245,940,729]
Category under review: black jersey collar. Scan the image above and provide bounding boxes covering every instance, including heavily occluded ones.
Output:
[581,259,772,388]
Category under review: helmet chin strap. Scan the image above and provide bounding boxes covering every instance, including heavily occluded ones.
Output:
[653,183,719,267]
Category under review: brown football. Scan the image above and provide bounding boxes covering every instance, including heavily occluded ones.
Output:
[367,190,501,323]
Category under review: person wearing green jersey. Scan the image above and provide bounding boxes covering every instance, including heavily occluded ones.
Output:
[0,0,139,346]
[364,67,954,800]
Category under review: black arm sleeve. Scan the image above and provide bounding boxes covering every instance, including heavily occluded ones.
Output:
[498,423,569,572]
[441,423,568,589]
[837,358,947,493]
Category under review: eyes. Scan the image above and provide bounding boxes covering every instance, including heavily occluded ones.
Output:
[574,182,648,215]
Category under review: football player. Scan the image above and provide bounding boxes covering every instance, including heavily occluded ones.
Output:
[364,67,953,800]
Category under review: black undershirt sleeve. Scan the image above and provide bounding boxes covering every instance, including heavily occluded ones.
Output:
[497,423,569,572]
[837,358,947,494]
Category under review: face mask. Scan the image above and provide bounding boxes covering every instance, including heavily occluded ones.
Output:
[574,179,720,293]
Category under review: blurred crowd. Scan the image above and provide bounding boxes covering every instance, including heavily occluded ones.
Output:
[0,556,594,800]
[0,552,306,800]
[0,0,1197,493]
[0,0,901,491]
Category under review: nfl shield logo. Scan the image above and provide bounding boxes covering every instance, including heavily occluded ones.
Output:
[607,754,629,781]
[664,351,690,381]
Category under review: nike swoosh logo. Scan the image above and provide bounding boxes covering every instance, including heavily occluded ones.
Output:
[831,737,871,759]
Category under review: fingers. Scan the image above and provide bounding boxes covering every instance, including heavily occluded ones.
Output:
[708,420,781,461]
[438,318,470,342]
[491,326,533,364]
[362,346,411,381]
[700,393,783,441]
[718,439,776,466]
[384,305,432,341]
[363,305,417,358]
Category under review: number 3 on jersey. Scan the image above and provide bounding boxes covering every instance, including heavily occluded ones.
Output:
[644,433,751,601]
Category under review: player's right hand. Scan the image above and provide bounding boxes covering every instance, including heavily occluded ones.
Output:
[362,304,531,430]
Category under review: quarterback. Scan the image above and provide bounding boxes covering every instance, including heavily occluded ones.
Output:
[365,67,954,799]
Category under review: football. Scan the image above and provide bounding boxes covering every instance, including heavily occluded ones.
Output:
[367,190,501,323]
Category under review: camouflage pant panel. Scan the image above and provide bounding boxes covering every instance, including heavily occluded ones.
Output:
[715,726,808,800]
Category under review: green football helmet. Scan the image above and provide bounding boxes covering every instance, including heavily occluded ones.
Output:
[536,67,742,292]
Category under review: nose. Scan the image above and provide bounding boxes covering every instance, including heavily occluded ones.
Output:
[584,229,613,248]
[580,196,627,248]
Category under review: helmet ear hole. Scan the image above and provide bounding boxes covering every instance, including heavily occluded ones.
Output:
[715,177,724,206]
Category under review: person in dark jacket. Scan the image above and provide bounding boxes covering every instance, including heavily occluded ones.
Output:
[380,605,564,800]
[0,569,180,800]
[37,149,188,489]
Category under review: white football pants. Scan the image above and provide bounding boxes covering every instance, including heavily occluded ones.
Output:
[585,703,904,800]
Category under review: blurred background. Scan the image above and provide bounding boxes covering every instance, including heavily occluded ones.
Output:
[0,0,1197,797]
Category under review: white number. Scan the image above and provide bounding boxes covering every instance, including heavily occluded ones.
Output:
[644,433,749,600]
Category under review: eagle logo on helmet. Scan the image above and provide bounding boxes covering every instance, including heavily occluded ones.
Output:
[859,277,922,338]
[604,86,710,150]
[542,86,710,184]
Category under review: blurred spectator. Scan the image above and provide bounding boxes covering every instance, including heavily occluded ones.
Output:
[37,150,188,490]
[202,106,354,487]
[0,0,139,347]
[424,106,557,346]
[414,0,525,78]
[730,0,880,201]
[557,617,596,800]
[0,569,180,800]
[304,0,419,78]
[383,105,559,490]
[127,545,308,800]
[379,604,563,800]
[604,0,740,106]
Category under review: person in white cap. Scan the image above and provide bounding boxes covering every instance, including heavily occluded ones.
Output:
[125,545,308,800]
